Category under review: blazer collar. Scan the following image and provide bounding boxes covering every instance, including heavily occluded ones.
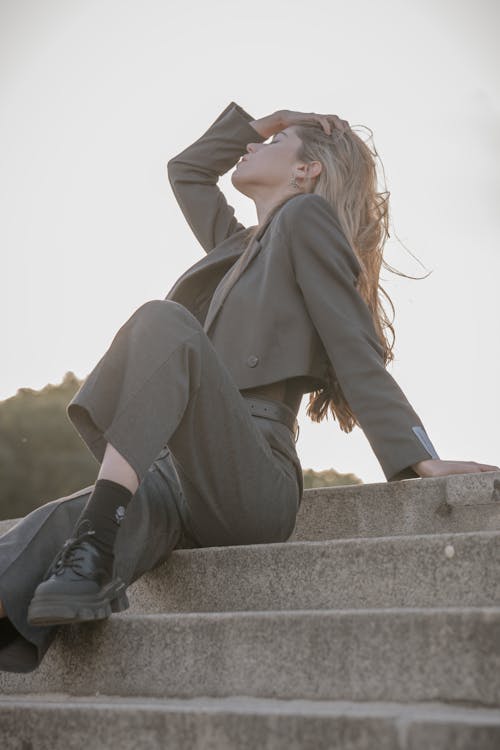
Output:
[164,227,254,300]
[166,199,279,302]
[165,212,276,334]
[202,230,265,334]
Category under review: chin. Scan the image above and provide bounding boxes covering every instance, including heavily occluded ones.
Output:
[231,171,253,199]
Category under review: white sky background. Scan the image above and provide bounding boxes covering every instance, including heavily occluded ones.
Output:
[1,0,499,484]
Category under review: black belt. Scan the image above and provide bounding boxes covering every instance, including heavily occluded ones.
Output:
[242,395,300,443]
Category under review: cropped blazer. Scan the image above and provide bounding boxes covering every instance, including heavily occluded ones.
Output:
[164,100,440,482]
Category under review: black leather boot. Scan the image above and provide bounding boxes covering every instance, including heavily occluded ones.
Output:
[27,519,129,626]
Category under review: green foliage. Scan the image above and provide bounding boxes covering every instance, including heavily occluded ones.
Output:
[302,467,362,489]
[0,372,362,521]
[0,372,97,520]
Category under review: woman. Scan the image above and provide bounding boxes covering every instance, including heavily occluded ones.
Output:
[0,101,497,673]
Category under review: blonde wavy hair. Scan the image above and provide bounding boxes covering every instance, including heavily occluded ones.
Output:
[222,122,430,431]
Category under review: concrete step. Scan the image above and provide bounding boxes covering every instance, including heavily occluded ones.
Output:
[1,471,499,541]
[1,694,500,749]
[290,471,500,541]
[123,530,500,614]
[1,607,499,705]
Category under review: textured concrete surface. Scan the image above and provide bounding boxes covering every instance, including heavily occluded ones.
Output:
[2,471,500,540]
[289,471,500,541]
[121,530,500,614]
[2,471,500,748]
[1,696,500,750]
[1,607,500,705]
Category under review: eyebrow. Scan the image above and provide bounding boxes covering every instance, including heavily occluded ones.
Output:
[271,131,288,140]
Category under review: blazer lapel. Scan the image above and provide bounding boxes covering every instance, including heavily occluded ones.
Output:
[164,215,274,335]
[165,235,247,302]
[203,234,264,334]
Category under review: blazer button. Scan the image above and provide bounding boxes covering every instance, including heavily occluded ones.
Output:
[246,355,259,367]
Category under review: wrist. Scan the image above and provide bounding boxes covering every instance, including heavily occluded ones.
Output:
[411,459,436,475]
[248,111,282,139]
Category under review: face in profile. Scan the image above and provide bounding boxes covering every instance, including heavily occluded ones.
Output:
[231,127,305,199]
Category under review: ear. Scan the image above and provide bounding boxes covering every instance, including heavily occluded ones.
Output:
[296,160,323,180]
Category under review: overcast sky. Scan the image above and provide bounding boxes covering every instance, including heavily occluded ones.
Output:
[1,0,499,484]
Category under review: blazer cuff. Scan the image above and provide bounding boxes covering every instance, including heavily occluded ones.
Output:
[222,100,267,146]
[385,425,440,482]
[168,100,266,180]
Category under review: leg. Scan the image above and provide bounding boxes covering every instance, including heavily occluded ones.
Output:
[0,453,199,673]
[97,442,139,494]
[65,299,302,546]
[19,300,302,637]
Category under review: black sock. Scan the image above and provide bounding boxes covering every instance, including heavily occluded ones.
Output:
[74,479,133,562]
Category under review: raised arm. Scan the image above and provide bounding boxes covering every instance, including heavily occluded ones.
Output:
[279,193,440,482]
[166,101,269,254]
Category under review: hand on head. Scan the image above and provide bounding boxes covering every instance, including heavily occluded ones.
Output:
[277,109,351,135]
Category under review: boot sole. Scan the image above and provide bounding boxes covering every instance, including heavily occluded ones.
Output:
[26,579,129,626]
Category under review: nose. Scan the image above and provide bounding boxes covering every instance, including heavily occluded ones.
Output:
[246,142,259,154]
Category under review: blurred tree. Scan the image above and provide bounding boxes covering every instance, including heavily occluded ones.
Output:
[0,372,97,520]
[302,467,362,489]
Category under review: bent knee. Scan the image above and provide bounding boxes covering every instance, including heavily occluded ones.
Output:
[133,299,201,327]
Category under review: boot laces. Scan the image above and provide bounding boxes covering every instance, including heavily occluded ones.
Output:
[49,522,98,577]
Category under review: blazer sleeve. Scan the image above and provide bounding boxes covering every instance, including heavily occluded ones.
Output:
[280,193,440,483]
[166,101,266,254]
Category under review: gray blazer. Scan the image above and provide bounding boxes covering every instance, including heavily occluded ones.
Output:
[165,101,439,482]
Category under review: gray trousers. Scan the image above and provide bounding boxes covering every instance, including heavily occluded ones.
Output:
[0,300,303,673]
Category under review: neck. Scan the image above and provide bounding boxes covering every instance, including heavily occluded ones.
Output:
[253,187,299,224]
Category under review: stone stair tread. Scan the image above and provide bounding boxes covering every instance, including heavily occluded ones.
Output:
[291,472,500,540]
[1,694,499,750]
[124,531,500,612]
[2,606,499,705]
[129,527,500,563]
[140,527,500,558]
[0,693,499,720]
[168,528,500,551]
[2,471,500,541]
[117,604,500,619]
